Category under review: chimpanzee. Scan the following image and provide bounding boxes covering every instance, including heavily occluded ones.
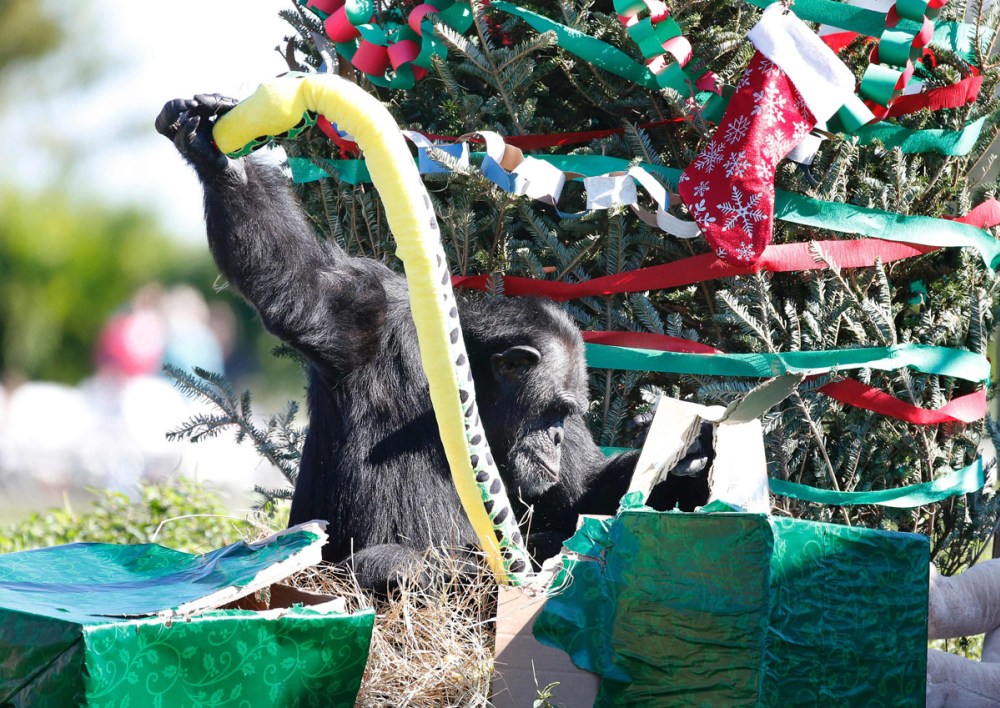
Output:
[155,94,705,591]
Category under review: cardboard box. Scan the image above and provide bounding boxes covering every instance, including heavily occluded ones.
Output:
[0,523,374,707]
[492,584,599,707]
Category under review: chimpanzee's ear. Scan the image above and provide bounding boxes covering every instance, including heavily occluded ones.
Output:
[491,345,541,382]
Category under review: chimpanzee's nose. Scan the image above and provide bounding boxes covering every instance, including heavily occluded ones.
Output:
[550,425,564,447]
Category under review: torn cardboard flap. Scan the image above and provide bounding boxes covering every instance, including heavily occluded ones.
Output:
[492,585,600,708]
[627,374,803,512]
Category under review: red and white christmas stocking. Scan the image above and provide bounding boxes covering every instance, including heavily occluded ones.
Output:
[678,4,856,265]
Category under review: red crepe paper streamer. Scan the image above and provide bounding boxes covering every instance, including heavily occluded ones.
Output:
[822,31,867,53]
[579,331,986,424]
[327,118,686,156]
[582,330,718,354]
[453,239,937,301]
[819,379,985,424]
[887,74,983,117]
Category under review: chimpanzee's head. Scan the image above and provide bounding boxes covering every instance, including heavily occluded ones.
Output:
[460,297,589,501]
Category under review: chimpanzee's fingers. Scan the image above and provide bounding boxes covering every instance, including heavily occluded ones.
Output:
[192,93,240,117]
[154,98,197,139]
[173,112,231,174]
[172,112,202,154]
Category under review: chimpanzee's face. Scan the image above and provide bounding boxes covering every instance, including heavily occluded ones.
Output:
[478,329,589,501]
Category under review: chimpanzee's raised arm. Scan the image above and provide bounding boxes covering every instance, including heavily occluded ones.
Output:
[155,95,391,377]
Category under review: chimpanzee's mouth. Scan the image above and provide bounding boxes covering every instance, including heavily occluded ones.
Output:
[531,452,560,482]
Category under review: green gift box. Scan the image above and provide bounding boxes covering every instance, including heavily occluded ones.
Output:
[533,509,930,706]
[0,523,374,707]
[503,384,931,706]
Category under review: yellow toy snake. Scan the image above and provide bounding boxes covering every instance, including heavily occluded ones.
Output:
[213,73,531,584]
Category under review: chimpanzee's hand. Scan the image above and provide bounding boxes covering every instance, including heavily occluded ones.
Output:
[155,94,240,176]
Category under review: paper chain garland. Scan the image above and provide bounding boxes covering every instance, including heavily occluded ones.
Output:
[295,0,987,145]
[298,0,986,150]
[612,0,719,94]
[212,73,531,585]
[298,0,473,89]
[491,0,983,132]
[860,0,948,114]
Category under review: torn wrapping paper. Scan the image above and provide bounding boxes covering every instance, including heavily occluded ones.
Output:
[0,523,374,707]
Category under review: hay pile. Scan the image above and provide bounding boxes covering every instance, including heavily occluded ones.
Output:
[287,549,500,707]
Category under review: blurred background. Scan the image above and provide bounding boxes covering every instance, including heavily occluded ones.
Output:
[0,0,304,532]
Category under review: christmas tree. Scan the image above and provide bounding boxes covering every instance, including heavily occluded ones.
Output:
[172,0,1000,580]
[249,0,1000,576]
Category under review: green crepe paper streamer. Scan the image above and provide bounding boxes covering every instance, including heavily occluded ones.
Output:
[289,154,1000,267]
[854,116,987,156]
[605,453,981,510]
[489,1,692,95]
[745,0,892,41]
[291,156,373,184]
[771,456,985,507]
[584,342,991,382]
[771,190,1000,269]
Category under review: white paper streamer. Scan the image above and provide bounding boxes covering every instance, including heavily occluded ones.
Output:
[628,166,701,239]
[402,131,704,240]
[584,173,638,209]
[513,157,567,206]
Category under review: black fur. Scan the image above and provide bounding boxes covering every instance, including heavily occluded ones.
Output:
[157,96,648,590]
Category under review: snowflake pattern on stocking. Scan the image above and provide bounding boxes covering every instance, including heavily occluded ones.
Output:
[734,240,758,262]
[693,180,710,197]
[751,82,787,128]
[718,186,767,234]
[693,141,725,172]
[790,119,812,145]
[690,198,717,226]
[754,158,774,181]
[761,132,789,166]
[724,115,751,145]
[724,150,751,179]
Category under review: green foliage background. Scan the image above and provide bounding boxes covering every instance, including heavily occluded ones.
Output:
[0,478,250,555]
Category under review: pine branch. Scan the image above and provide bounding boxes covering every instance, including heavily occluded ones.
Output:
[164,366,303,488]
